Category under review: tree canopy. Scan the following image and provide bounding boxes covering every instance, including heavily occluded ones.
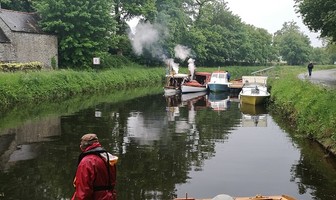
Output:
[295,0,336,42]
[2,0,332,68]
[32,0,116,68]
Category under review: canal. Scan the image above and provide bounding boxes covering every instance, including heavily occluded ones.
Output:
[0,88,335,200]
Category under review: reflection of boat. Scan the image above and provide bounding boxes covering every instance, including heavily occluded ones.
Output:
[208,92,231,111]
[181,92,208,110]
[165,92,207,110]
[175,194,296,200]
[208,70,231,92]
[240,100,268,127]
[240,103,267,115]
[181,72,211,93]
[181,91,207,102]
[164,73,189,95]
[241,113,267,127]
[239,76,270,105]
[165,94,182,107]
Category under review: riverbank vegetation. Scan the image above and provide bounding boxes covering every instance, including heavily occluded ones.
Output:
[0,67,164,108]
[0,65,260,108]
[268,65,336,155]
[3,1,336,69]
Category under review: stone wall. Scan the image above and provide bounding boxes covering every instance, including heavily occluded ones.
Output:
[0,16,58,68]
[12,32,58,68]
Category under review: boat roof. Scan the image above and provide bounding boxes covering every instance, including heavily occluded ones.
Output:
[212,70,227,73]
[242,76,268,85]
[195,72,212,76]
[166,73,189,78]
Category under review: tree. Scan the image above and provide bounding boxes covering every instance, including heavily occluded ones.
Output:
[295,0,336,42]
[0,0,35,12]
[240,25,275,64]
[33,0,116,68]
[326,43,336,64]
[274,21,312,65]
[310,47,330,65]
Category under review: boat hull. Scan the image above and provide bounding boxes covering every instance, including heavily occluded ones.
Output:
[208,83,230,92]
[181,85,207,93]
[239,93,270,105]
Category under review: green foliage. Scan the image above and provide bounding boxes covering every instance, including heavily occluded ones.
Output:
[269,66,336,151]
[51,57,57,69]
[273,21,312,65]
[295,0,336,42]
[0,0,35,12]
[97,54,143,69]
[33,0,116,68]
[326,43,336,64]
[0,67,164,107]
[310,47,332,65]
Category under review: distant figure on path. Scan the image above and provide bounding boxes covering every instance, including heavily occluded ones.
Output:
[226,71,231,81]
[307,62,314,77]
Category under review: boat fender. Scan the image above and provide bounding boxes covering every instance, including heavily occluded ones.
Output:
[211,194,234,200]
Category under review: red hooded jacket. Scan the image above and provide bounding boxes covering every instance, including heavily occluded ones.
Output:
[72,142,117,200]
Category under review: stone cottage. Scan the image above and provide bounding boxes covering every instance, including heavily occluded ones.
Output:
[0,9,58,68]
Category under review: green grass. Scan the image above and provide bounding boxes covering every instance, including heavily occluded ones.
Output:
[268,65,336,154]
[0,67,164,107]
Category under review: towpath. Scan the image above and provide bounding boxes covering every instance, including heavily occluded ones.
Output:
[298,68,336,89]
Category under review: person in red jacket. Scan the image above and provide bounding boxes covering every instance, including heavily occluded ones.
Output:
[72,133,118,200]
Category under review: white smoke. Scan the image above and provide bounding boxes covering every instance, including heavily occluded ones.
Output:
[174,45,191,61]
[129,22,161,55]
[128,21,195,75]
[188,58,195,78]
[165,58,179,74]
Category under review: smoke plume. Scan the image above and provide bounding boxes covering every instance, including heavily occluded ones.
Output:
[128,21,194,74]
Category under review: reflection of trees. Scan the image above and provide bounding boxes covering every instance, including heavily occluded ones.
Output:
[272,112,336,200]
[115,95,242,199]
[0,87,162,199]
[289,141,336,199]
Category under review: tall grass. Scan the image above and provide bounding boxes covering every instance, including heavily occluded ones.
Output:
[269,65,336,154]
[0,67,164,107]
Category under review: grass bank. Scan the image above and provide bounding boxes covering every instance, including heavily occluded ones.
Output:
[0,65,261,108]
[268,66,336,155]
[0,67,164,108]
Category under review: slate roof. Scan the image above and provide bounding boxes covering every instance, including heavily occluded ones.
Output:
[0,28,10,42]
[0,8,43,34]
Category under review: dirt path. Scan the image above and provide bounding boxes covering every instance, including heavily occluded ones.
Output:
[298,68,336,89]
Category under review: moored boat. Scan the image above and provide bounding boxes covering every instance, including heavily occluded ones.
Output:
[181,72,211,93]
[239,76,270,105]
[164,73,189,96]
[207,70,231,92]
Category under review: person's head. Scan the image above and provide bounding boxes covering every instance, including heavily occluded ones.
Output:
[80,133,99,151]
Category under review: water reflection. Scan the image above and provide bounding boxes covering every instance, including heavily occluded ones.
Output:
[240,103,267,127]
[0,90,335,200]
[208,92,231,111]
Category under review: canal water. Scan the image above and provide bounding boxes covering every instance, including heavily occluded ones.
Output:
[0,88,335,200]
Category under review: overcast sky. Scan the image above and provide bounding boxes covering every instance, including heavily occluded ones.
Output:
[225,0,322,47]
